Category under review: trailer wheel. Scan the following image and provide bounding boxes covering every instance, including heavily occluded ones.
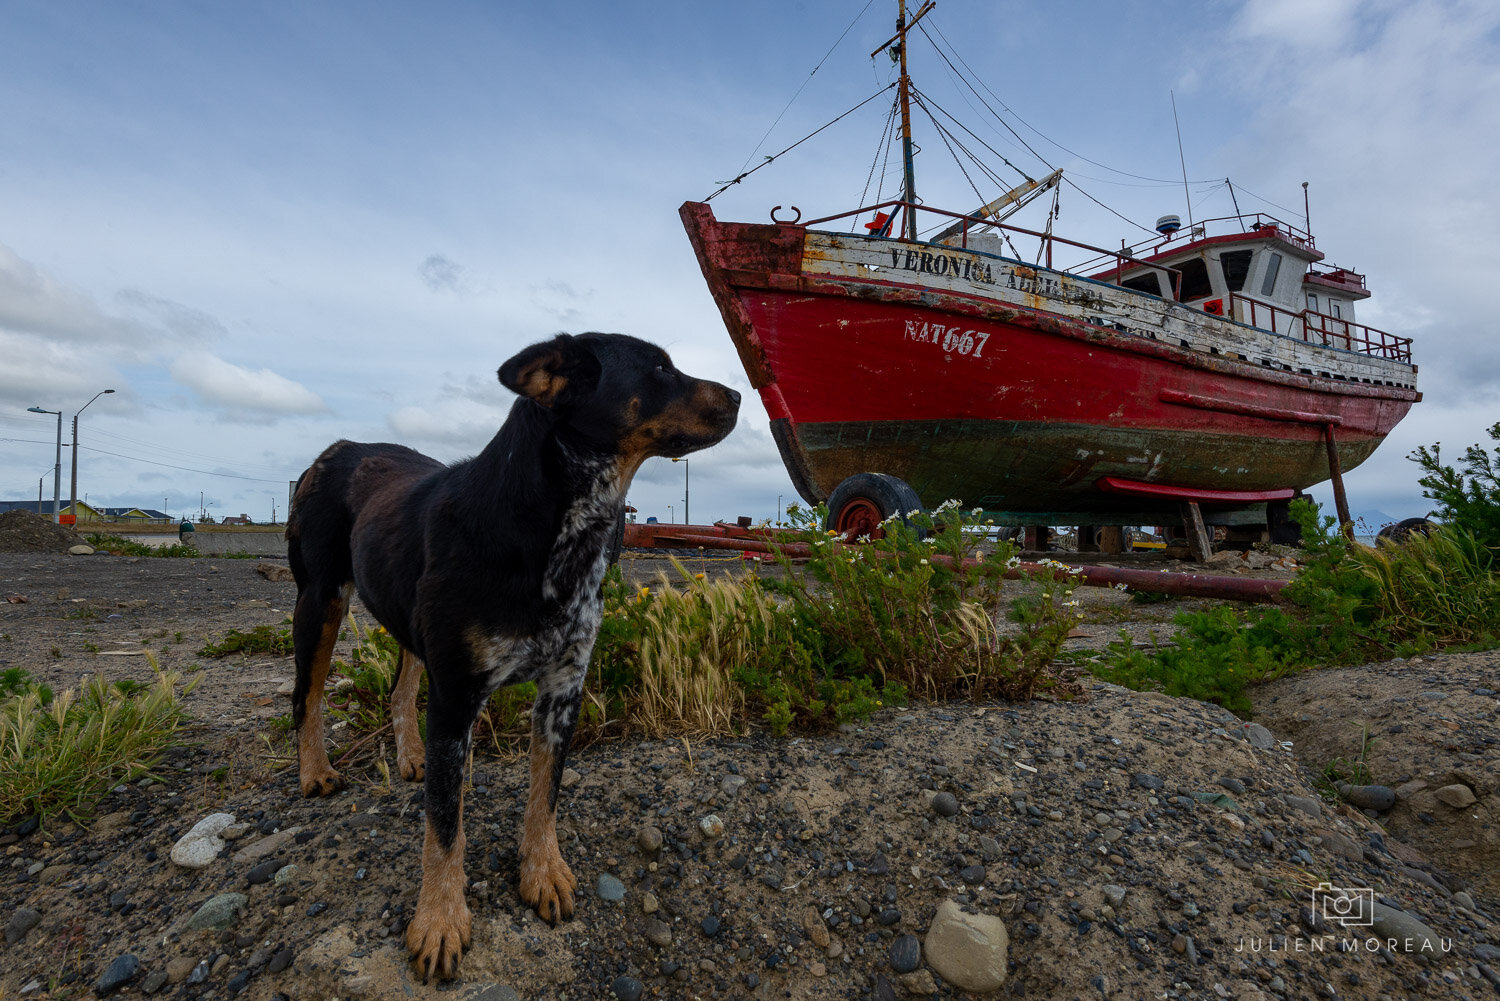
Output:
[825,473,924,541]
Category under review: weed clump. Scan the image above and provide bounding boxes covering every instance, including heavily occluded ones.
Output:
[85,534,201,558]
[594,502,1083,737]
[0,663,191,825]
[198,623,293,658]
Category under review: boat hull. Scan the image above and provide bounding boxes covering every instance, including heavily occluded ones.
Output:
[681,202,1419,521]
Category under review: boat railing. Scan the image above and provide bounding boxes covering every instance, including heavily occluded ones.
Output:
[1133,213,1316,257]
[801,198,1183,299]
[1229,293,1412,362]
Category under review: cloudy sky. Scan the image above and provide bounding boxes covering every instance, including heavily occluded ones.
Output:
[2,0,1496,530]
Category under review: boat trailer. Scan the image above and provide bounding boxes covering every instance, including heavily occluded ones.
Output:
[621,521,1287,603]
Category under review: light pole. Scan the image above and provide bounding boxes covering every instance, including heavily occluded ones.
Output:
[672,457,690,526]
[25,406,63,523]
[69,389,115,524]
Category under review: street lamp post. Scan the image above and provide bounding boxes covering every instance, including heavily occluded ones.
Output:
[25,406,63,523]
[672,457,690,526]
[69,389,115,524]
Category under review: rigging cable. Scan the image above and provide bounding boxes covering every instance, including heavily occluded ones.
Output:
[857,97,902,227]
[704,83,896,202]
[922,19,1222,186]
[909,91,1003,216]
[732,0,880,178]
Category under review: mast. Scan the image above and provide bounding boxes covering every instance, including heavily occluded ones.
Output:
[874,1,935,241]
[897,1,918,240]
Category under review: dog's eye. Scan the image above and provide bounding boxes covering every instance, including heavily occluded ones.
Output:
[655,362,672,374]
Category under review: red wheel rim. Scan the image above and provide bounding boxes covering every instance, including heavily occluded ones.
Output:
[833,497,885,542]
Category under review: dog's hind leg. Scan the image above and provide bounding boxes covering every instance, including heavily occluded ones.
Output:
[518,673,583,924]
[391,646,426,782]
[406,682,477,980]
[290,582,353,797]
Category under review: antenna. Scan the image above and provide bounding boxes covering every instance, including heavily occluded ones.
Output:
[1171,91,1193,228]
[1302,181,1311,235]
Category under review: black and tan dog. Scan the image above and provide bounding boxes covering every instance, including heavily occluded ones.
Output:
[285,333,738,979]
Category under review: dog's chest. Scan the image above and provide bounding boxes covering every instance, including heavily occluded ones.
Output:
[474,473,619,685]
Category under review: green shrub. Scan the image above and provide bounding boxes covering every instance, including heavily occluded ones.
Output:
[593,503,1083,737]
[1410,421,1500,549]
[1091,499,1500,712]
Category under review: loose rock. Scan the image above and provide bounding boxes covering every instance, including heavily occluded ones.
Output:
[170,813,236,869]
[922,899,1008,993]
[94,954,141,996]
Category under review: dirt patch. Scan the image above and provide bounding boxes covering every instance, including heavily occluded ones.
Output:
[0,553,1496,1001]
[0,510,85,555]
[1253,657,1500,899]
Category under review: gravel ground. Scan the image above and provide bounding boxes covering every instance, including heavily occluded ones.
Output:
[0,545,1497,1001]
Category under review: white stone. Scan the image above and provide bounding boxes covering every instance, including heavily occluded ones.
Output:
[923,899,1009,993]
[68,544,95,556]
[169,813,236,869]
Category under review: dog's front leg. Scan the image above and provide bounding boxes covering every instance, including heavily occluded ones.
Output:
[518,671,584,924]
[406,686,475,981]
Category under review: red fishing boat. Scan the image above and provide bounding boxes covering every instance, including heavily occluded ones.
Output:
[682,2,1418,549]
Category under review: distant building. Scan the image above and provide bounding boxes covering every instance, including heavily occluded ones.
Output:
[0,500,58,516]
[0,501,172,523]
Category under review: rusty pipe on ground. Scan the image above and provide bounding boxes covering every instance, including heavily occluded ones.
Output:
[659,531,1287,603]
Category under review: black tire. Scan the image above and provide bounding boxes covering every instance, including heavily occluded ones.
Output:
[824,473,924,540]
[1376,517,1436,546]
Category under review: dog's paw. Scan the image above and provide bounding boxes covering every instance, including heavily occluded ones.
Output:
[519,851,577,925]
[397,749,425,782]
[298,767,345,798]
[405,897,472,982]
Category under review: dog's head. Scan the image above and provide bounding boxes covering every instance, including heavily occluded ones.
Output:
[499,333,740,478]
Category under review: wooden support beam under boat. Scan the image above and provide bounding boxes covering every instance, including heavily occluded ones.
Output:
[1324,423,1354,535]
[1097,526,1128,554]
[1181,502,1213,562]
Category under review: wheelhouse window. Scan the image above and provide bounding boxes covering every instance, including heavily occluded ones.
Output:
[1331,302,1342,319]
[1120,272,1163,297]
[1306,292,1319,313]
[1175,257,1213,301]
[1220,250,1253,292]
[1260,252,1283,297]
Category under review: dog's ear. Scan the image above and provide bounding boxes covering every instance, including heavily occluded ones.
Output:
[498,334,600,408]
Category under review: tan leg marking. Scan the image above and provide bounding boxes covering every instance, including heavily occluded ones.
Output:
[298,592,349,797]
[391,647,426,782]
[406,811,472,981]
[518,736,576,924]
